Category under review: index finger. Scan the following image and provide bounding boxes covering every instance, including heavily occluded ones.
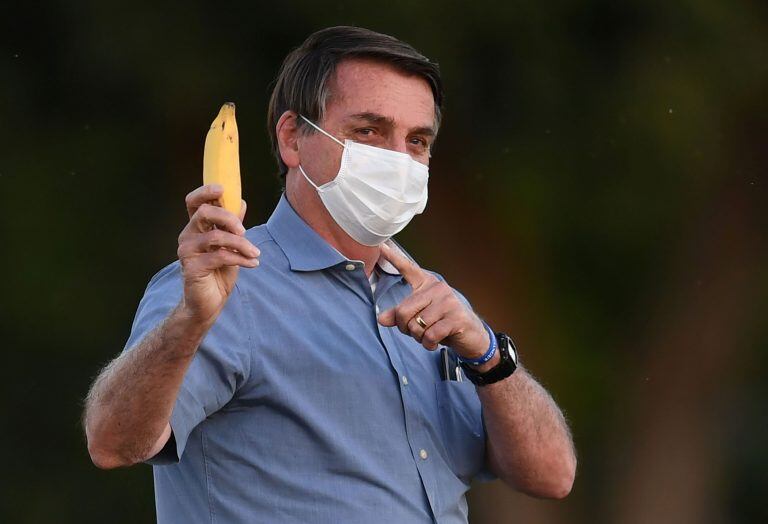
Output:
[185,184,224,219]
[380,242,429,290]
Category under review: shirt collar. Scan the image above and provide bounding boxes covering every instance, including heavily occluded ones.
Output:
[266,193,402,275]
[266,194,344,271]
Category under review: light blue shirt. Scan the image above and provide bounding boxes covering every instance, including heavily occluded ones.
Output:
[123,194,493,523]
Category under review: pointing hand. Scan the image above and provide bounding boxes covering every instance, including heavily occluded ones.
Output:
[376,243,490,360]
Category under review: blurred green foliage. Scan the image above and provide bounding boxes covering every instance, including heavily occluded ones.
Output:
[1,1,765,522]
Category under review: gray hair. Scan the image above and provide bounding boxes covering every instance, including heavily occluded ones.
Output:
[267,26,444,181]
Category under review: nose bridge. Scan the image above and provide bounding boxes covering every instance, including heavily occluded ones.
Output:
[388,130,409,154]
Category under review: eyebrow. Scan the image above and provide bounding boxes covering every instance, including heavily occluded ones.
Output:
[345,112,436,137]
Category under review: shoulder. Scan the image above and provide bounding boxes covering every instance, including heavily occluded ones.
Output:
[141,224,289,299]
[143,260,182,295]
[241,223,290,273]
[244,223,275,248]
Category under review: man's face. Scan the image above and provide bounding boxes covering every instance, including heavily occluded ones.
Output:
[297,58,437,186]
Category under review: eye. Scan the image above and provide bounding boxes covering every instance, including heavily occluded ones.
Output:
[408,137,431,152]
[355,128,376,137]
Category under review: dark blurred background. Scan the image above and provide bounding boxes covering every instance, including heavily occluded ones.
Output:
[1,1,766,522]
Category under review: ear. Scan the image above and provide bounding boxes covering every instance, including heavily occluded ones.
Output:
[276,111,301,170]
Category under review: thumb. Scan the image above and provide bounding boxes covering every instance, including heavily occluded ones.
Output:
[377,308,396,327]
[238,199,247,222]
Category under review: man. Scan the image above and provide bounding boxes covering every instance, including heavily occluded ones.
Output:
[84,26,576,523]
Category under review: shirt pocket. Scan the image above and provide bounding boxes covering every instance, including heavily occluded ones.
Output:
[435,380,487,482]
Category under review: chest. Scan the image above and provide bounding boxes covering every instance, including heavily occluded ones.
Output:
[237,270,440,419]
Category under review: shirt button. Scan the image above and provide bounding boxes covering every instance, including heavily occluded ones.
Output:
[402,375,408,386]
[419,449,428,460]
[345,263,356,271]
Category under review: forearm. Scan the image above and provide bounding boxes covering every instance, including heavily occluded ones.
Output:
[478,367,576,498]
[84,302,211,468]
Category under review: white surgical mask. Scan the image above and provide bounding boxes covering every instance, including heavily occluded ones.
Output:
[298,115,429,246]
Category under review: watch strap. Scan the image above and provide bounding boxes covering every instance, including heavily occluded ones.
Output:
[460,332,518,386]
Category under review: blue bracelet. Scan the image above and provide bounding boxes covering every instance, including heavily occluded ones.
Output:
[457,321,497,366]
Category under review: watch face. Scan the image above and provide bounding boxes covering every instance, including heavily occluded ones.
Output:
[500,333,518,365]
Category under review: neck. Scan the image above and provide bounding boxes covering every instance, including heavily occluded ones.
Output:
[285,170,380,277]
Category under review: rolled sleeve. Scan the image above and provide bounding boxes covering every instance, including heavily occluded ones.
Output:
[122,262,252,465]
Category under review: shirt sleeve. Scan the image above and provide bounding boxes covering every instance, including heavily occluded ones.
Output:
[122,262,252,465]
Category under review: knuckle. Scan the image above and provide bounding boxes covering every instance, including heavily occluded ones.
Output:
[178,236,196,255]
[192,208,207,225]
[446,293,461,309]
[207,228,225,243]
[204,202,221,217]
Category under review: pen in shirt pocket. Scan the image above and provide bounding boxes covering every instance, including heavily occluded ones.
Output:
[440,347,464,382]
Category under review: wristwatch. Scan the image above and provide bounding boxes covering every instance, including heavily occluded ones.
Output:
[460,332,518,386]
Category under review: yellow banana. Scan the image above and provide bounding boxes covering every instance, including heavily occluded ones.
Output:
[203,102,242,215]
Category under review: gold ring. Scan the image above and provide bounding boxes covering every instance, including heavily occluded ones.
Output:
[415,316,428,329]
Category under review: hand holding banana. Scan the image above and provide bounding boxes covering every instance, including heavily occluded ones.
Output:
[377,243,491,361]
[177,103,260,326]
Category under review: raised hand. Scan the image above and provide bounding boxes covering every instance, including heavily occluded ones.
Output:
[177,184,260,326]
[376,242,490,360]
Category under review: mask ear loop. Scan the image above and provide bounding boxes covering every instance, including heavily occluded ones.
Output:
[298,115,346,190]
[298,165,320,189]
[299,115,346,148]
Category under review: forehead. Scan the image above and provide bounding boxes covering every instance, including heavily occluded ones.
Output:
[324,59,436,128]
